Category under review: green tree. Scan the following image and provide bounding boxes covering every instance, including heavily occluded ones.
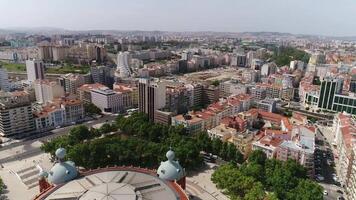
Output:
[211,151,321,200]
[84,103,102,115]
[0,177,4,194]
[248,150,267,166]
[286,179,323,200]
[67,125,92,145]
[244,182,265,200]
[99,123,116,134]
[211,80,220,87]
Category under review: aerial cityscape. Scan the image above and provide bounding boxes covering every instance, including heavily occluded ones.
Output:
[0,0,356,200]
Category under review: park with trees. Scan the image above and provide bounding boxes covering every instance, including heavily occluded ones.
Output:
[41,113,323,200]
[41,112,243,170]
[212,150,323,200]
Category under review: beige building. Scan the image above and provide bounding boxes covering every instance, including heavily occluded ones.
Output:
[208,124,236,142]
[34,79,64,104]
[59,73,85,94]
[333,112,356,199]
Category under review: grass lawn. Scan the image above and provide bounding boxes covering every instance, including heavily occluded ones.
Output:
[0,61,26,72]
[0,61,90,74]
[45,65,90,74]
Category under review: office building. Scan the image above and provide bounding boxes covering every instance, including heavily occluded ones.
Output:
[26,59,45,82]
[91,87,122,113]
[138,78,166,121]
[318,77,343,110]
[77,83,106,104]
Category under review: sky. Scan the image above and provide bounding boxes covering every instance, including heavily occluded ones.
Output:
[0,0,356,36]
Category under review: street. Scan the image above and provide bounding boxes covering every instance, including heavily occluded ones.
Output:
[315,125,344,200]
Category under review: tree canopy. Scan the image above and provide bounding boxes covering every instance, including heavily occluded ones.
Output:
[212,150,323,200]
[84,103,102,115]
[271,46,310,67]
[41,112,243,171]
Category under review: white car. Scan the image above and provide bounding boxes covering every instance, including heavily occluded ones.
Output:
[323,190,328,195]
[316,175,325,181]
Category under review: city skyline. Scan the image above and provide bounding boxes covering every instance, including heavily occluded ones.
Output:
[1,0,356,37]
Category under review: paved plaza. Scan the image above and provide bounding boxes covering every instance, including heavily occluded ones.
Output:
[186,163,229,200]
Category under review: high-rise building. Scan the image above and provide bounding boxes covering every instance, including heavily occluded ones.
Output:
[0,66,10,91]
[317,77,343,110]
[90,66,115,88]
[59,73,85,94]
[178,60,188,73]
[26,59,45,82]
[309,52,325,65]
[181,51,192,61]
[52,46,68,62]
[246,51,256,67]
[38,42,53,61]
[116,52,132,78]
[0,91,35,137]
[261,63,277,76]
[230,53,247,67]
[34,79,64,104]
[138,78,166,121]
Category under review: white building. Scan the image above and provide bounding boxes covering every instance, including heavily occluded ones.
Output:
[34,105,66,131]
[26,59,45,82]
[116,51,132,78]
[0,66,10,91]
[91,87,122,113]
[34,80,64,104]
[261,63,277,76]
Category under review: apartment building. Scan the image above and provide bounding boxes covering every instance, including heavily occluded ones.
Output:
[0,91,35,137]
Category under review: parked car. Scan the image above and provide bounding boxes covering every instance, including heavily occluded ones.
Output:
[323,190,328,195]
[316,175,325,181]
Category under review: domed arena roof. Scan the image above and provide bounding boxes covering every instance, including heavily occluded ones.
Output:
[34,167,189,200]
[157,149,185,181]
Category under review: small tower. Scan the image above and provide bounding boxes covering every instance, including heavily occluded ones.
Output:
[46,148,78,185]
[157,149,186,189]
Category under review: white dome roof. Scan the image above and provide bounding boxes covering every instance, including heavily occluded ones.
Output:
[47,161,78,185]
[157,149,185,181]
[47,148,78,185]
[55,148,66,159]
